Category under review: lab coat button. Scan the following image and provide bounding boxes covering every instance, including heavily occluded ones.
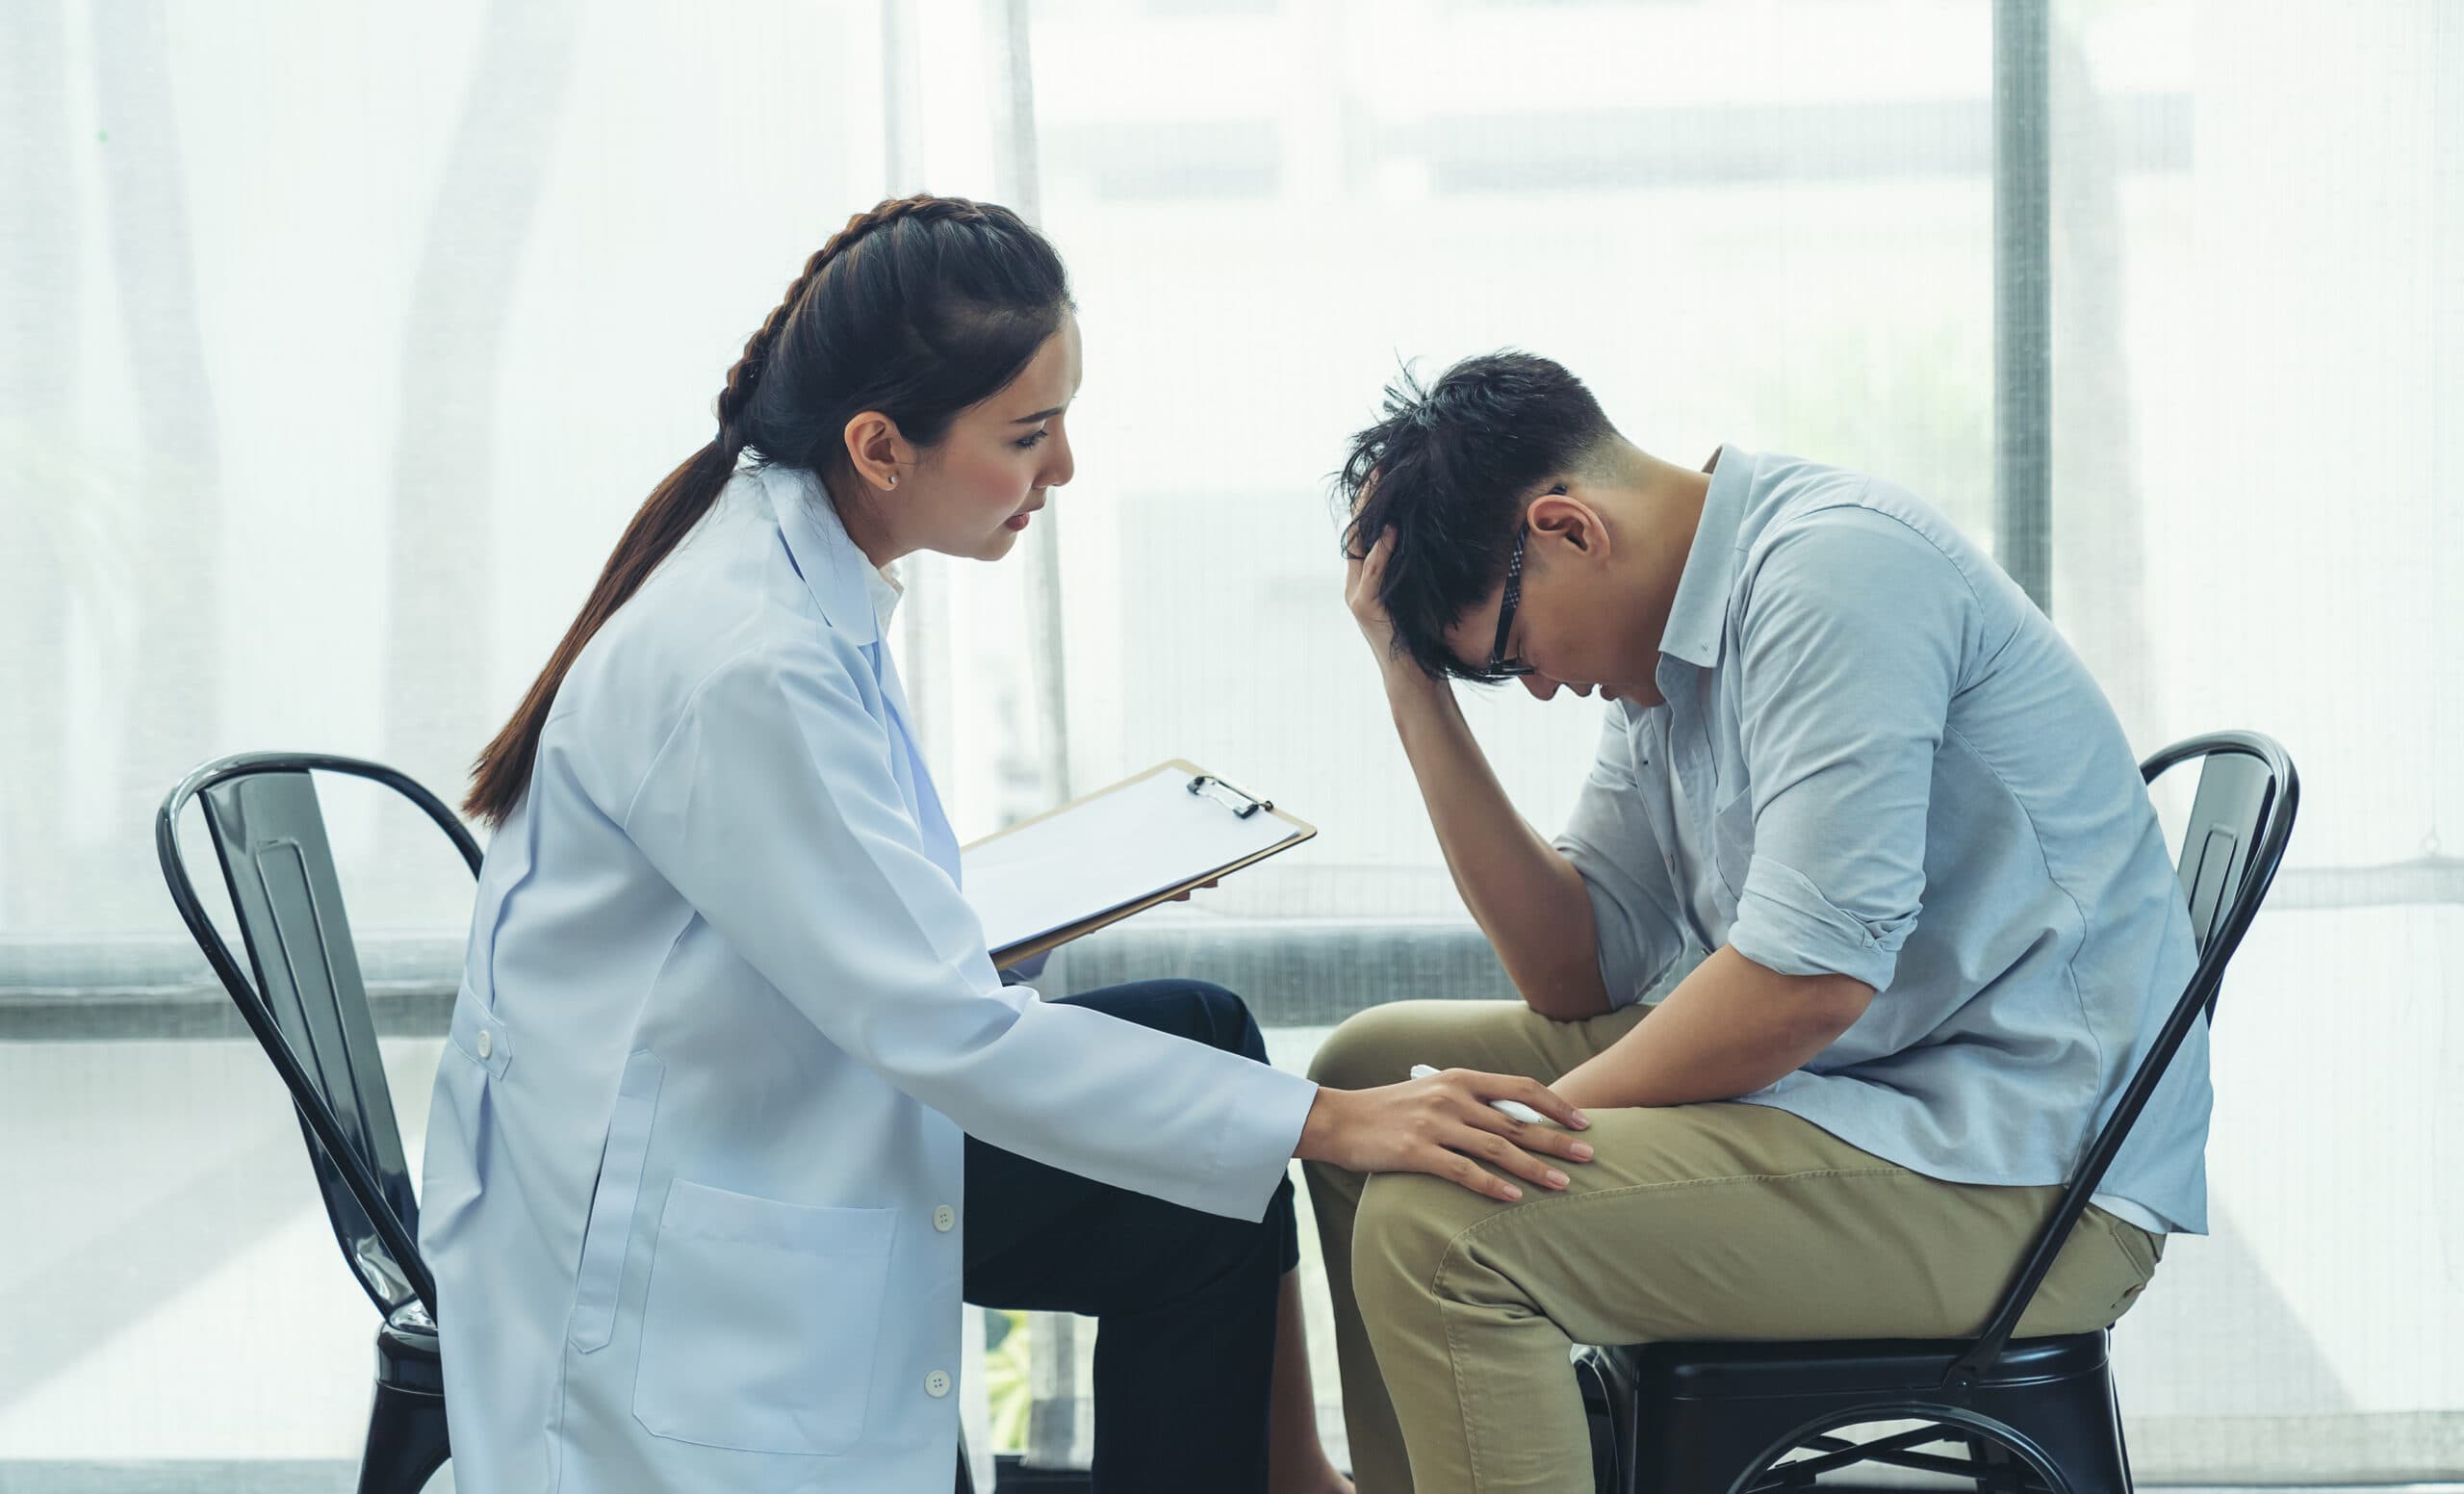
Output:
[933,1204,955,1232]
[926,1370,951,1398]
[475,1029,493,1060]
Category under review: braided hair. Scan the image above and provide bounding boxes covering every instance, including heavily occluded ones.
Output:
[466,193,1072,824]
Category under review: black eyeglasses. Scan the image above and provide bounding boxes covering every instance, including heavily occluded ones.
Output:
[1480,524,1535,681]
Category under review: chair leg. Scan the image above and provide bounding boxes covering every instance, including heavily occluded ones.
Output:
[1627,1399,1811,1494]
[2111,1382,2137,1494]
[1576,1350,1630,1494]
[357,1378,450,1494]
[1974,1374,2129,1494]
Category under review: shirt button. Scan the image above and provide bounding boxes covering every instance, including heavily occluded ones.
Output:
[475,1029,493,1060]
[933,1205,956,1233]
[925,1370,951,1399]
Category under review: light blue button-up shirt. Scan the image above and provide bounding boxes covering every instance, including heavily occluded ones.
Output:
[1553,448,2209,1233]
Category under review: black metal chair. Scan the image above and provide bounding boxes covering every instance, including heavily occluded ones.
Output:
[1578,731,2299,1494]
[158,751,989,1494]
[157,752,477,1494]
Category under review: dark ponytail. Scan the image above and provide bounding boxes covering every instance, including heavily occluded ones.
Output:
[464,193,1072,824]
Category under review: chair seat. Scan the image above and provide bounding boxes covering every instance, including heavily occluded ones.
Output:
[366,1301,450,1494]
[376,1299,443,1396]
[1604,1330,2110,1402]
[1582,1333,2128,1492]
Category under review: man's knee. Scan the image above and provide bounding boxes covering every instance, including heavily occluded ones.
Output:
[1306,1001,1453,1091]
[1349,1172,1489,1318]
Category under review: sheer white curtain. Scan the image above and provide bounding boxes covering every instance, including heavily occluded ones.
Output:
[0,0,1023,1474]
[1008,0,2464,1481]
[3,0,2457,1484]
[0,1,938,943]
[2049,2,2464,1480]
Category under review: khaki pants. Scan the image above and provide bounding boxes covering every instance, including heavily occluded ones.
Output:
[1301,1000,2165,1494]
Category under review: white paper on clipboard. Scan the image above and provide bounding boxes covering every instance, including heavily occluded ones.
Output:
[962,766,1302,958]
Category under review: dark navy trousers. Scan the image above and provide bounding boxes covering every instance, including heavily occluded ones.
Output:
[963,981,1301,1494]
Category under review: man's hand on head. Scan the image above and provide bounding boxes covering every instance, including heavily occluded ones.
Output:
[1345,521,1400,660]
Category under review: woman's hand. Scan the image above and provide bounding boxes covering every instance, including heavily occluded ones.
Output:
[1295,1069,1595,1202]
[1165,877,1220,904]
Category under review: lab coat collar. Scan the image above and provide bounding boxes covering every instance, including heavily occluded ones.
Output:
[760,464,903,645]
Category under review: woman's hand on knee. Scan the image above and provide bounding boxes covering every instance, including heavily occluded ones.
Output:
[1294,1069,1594,1203]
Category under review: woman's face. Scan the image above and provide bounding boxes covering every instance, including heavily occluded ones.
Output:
[909,314,1082,563]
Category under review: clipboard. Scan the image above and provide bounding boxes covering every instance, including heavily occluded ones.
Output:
[962,759,1317,968]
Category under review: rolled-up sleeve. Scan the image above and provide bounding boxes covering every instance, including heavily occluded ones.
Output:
[622,637,1315,1222]
[1728,507,1973,994]
[1553,708,1690,1008]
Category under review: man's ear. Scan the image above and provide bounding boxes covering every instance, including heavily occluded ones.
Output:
[1527,487,1611,560]
[842,411,911,492]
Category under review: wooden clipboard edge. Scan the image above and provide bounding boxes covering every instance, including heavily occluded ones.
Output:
[971,758,1317,969]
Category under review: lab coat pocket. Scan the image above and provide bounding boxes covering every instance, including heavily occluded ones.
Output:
[631,1180,897,1455]
[568,1051,665,1353]
[416,1050,490,1259]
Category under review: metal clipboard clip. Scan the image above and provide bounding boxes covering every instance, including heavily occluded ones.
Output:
[1187,773,1274,820]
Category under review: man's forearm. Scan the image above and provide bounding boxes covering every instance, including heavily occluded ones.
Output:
[1386,669,1610,1019]
[1551,945,1873,1108]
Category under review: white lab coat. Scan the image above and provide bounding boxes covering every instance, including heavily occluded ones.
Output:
[418,463,1318,1492]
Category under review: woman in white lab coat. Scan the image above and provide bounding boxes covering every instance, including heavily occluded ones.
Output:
[420,194,1594,1494]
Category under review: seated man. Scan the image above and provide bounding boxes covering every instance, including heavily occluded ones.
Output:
[1308,351,2205,1493]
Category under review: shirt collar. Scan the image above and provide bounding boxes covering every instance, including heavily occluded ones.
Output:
[762,464,901,645]
[868,563,905,631]
[1656,444,1752,671]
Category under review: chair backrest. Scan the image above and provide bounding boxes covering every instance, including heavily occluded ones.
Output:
[2164,744,2279,999]
[1946,731,2298,1392]
[156,753,482,1321]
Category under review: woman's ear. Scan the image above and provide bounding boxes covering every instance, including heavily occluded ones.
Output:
[842,411,910,492]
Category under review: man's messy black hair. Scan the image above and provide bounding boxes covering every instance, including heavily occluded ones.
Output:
[1336,350,1618,681]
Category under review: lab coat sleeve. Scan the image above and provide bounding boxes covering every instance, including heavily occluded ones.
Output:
[621,637,1315,1221]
